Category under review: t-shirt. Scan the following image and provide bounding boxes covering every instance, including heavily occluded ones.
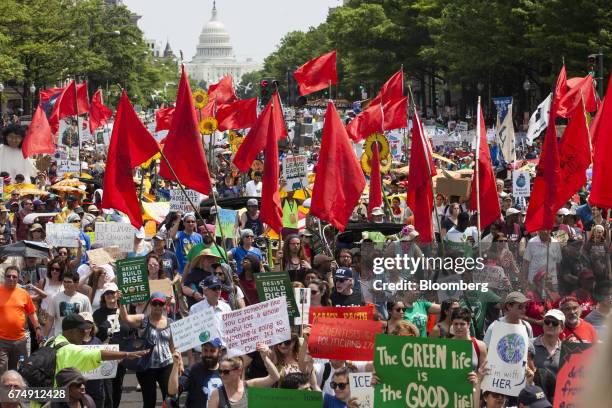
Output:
[245,180,262,197]
[48,291,92,336]
[175,231,203,274]
[523,236,562,289]
[460,289,501,338]
[92,307,131,344]
[404,301,432,338]
[183,267,211,308]
[0,286,36,340]
[229,246,262,275]
[178,363,222,408]
[584,309,609,339]
[330,290,364,307]
[560,319,598,343]
[323,393,347,408]
[159,250,179,279]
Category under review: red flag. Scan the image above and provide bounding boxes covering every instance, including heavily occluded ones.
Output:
[557,75,598,117]
[216,98,257,131]
[22,105,54,158]
[470,101,501,229]
[406,108,437,243]
[49,80,90,134]
[367,142,383,219]
[260,113,283,234]
[207,75,237,105]
[370,69,404,106]
[101,91,160,229]
[155,107,175,132]
[233,92,287,173]
[346,96,407,142]
[293,51,338,96]
[553,65,568,111]
[311,101,365,231]
[589,73,612,208]
[159,65,212,195]
[88,90,113,133]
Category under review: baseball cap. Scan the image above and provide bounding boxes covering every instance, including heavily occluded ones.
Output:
[371,207,384,216]
[79,312,94,324]
[204,338,223,348]
[55,368,87,388]
[29,223,43,232]
[66,213,81,223]
[62,314,93,331]
[32,199,43,206]
[334,267,353,280]
[87,205,99,213]
[150,291,166,303]
[518,385,552,408]
[506,208,520,216]
[557,208,570,216]
[102,282,119,294]
[504,291,528,304]
[153,231,167,240]
[246,198,258,207]
[544,309,566,324]
[202,275,222,289]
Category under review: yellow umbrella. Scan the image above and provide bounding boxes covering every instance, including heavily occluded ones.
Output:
[52,178,86,188]
[279,186,312,201]
[52,186,86,195]
[19,188,49,197]
[4,183,36,194]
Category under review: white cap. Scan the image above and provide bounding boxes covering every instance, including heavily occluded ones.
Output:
[371,207,384,216]
[544,309,566,324]
[557,208,570,216]
[506,208,520,216]
[135,226,145,239]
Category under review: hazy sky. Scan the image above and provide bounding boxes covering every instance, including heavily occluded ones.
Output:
[122,0,342,62]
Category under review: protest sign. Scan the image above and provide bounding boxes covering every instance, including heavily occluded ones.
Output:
[149,278,174,298]
[170,308,220,352]
[81,345,119,380]
[374,334,473,408]
[282,155,308,191]
[308,317,382,361]
[255,272,299,318]
[144,220,157,239]
[56,159,80,177]
[169,189,200,212]
[481,321,529,397]
[86,246,127,266]
[45,223,80,248]
[349,373,374,408]
[221,297,291,358]
[116,256,149,304]
[95,222,135,252]
[456,121,468,132]
[215,208,238,239]
[309,305,375,322]
[294,287,311,325]
[248,388,321,408]
[553,342,593,408]
[512,171,531,198]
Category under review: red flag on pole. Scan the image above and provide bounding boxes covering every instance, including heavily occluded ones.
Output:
[553,65,568,112]
[89,89,113,133]
[216,98,257,131]
[587,74,612,208]
[48,80,90,134]
[207,75,237,105]
[370,69,404,106]
[233,93,287,173]
[367,143,383,219]
[101,91,160,229]
[557,75,598,117]
[470,100,501,229]
[260,96,284,234]
[159,65,212,195]
[155,107,175,132]
[310,101,365,231]
[22,105,54,158]
[406,107,437,243]
[293,51,338,96]
[346,96,407,142]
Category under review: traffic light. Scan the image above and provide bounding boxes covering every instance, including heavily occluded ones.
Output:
[587,55,596,77]
[259,78,278,106]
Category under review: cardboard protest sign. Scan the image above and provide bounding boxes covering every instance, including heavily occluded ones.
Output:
[86,246,126,266]
[45,223,81,248]
[308,317,382,361]
[282,155,308,191]
[248,388,321,408]
[294,287,311,325]
[169,189,200,212]
[81,345,119,380]
[481,321,529,397]
[221,297,291,358]
[255,272,299,318]
[95,222,135,252]
[374,334,474,408]
[149,278,174,297]
[349,372,374,408]
[144,220,157,239]
[116,256,149,304]
[309,305,375,322]
[215,208,238,239]
[512,171,531,198]
[57,159,80,177]
[170,308,220,352]
[553,342,593,408]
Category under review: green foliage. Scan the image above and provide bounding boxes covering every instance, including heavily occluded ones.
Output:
[237,70,264,99]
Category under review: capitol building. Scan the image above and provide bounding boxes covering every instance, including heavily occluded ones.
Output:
[185,1,261,85]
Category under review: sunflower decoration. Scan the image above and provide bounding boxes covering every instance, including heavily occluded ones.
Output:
[199,117,218,135]
[361,152,393,175]
[230,136,244,153]
[193,88,209,109]
[364,133,390,159]
[140,151,161,169]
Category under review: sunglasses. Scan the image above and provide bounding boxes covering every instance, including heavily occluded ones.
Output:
[544,319,560,327]
[5,275,18,280]
[280,339,294,346]
[331,382,349,390]
[151,301,165,307]
[219,367,239,376]
[394,307,406,312]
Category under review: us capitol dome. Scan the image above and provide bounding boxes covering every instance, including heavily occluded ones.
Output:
[185,1,261,84]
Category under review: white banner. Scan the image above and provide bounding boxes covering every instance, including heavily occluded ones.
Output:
[293,287,311,326]
[45,223,81,248]
[348,373,374,408]
[512,171,531,198]
[282,155,308,191]
[81,344,119,380]
[221,297,291,358]
[95,222,135,252]
[170,308,221,352]
[169,189,201,212]
[57,159,80,177]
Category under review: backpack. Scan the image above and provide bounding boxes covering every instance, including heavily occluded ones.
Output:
[18,339,68,387]
[319,362,332,389]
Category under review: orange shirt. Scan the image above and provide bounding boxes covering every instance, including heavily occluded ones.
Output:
[0,286,36,341]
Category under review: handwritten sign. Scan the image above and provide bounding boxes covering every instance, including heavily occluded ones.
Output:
[349,373,374,408]
[149,278,174,298]
[169,189,201,212]
[46,223,81,248]
[170,308,220,352]
[309,305,375,322]
[255,272,299,318]
[308,317,382,361]
[95,222,135,252]
[374,334,473,408]
[81,344,119,380]
[282,155,308,191]
[116,256,149,304]
[215,208,237,239]
[221,297,291,358]
[57,159,80,177]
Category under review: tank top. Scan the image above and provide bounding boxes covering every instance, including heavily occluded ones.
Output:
[470,337,480,371]
[244,213,263,237]
[218,384,248,408]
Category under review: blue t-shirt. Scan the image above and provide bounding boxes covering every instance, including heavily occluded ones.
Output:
[323,393,347,408]
[178,363,222,408]
[229,245,262,275]
[175,230,203,274]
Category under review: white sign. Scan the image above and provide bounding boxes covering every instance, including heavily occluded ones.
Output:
[95,222,135,252]
[512,171,531,198]
[169,189,201,212]
[294,287,311,326]
[45,223,81,248]
[282,155,308,192]
[221,297,291,358]
[170,308,221,352]
[57,159,80,177]
[456,121,469,132]
[349,373,374,408]
[481,321,529,397]
[81,344,119,380]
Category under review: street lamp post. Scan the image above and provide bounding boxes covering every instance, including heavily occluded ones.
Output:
[0,82,4,117]
[29,84,36,115]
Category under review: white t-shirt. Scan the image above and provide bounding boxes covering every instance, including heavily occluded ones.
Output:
[314,361,368,396]
[523,236,562,288]
[245,180,262,197]
[48,291,93,336]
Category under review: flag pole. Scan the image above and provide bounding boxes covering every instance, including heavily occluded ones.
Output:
[73,78,83,175]
[378,102,392,220]
[475,97,483,258]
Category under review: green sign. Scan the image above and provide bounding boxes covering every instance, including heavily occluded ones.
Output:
[248,387,321,408]
[116,256,150,304]
[255,272,299,318]
[374,334,474,408]
[215,208,237,239]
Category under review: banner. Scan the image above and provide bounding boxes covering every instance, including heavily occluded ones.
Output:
[81,344,119,380]
[349,372,374,408]
[294,287,311,325]
[308,317,382,361]
[45,223,80,248]
[215,208,238,239]
[56,159,80,177]
[95,222,135,252]
[221,297,291,358]
[481,321,529,397]
[512,171,531,198]
[86,246,127,267]
[255,272,299,318]
[248,388,322,408]
[282,155,308,191]
[309,305,375,322]
[553,342,593,408]
[374,334,473,408]
[492,96,513,121]
[170,308,220,352]
[169,188,201,212]
[116,256,149,304]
